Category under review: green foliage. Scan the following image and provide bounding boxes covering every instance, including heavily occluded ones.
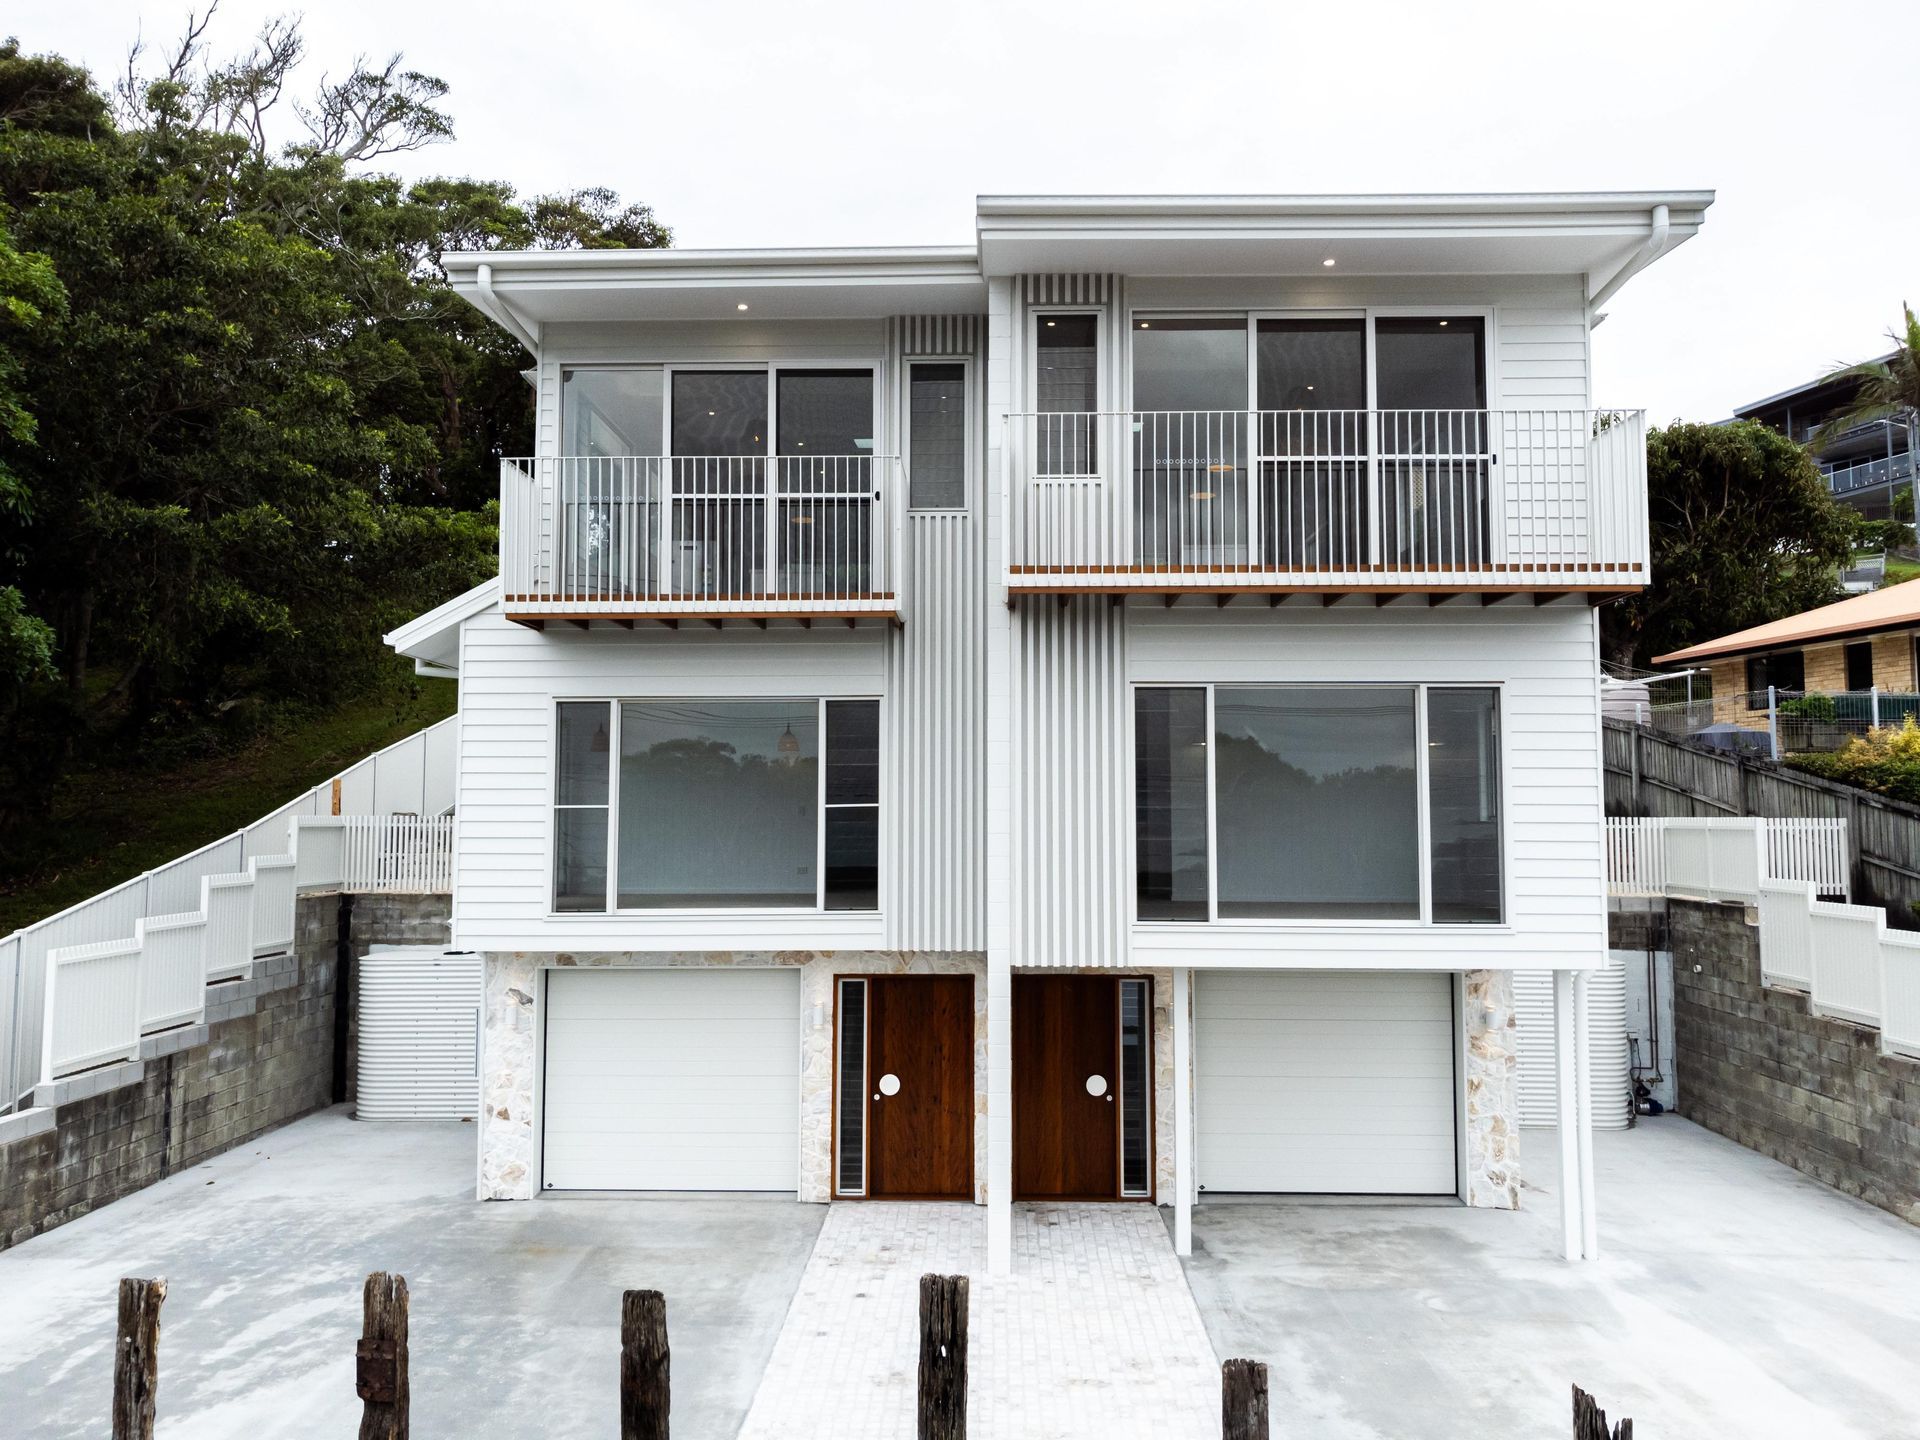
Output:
[1778,693,1837,722]
[1788,718,1920,804]
[1600,420,1857,667]
[0,23,668,828]
[1813,303,1920,449]
[1852,517,1912,553]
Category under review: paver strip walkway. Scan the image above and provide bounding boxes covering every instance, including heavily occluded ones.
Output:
[736,1203,1218,1439]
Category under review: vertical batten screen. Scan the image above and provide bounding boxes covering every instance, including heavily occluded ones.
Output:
[837,978,868,1195]
[553,702,612,911]
[1119,978,1151,1197]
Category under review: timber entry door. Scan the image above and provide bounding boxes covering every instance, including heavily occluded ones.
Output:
[1014,976,1154,1201]
[847,975,973,1200]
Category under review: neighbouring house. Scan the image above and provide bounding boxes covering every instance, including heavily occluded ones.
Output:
[382,191,1710,1270]
[1735,356,1915,522]
[1656,578,1920,727]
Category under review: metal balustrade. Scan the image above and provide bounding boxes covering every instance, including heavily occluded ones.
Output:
[499,455,902,617]
[1005,408,1648,589]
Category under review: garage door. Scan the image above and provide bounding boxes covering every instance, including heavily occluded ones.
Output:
[355,950,482,1121]
[1196,971,1456,1195]
[543,968,800,1192]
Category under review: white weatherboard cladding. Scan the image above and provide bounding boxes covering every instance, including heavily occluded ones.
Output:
[452,609,886,952]
[1126,603,1607,969]
[1195,970,1457,1194]
[356,951,482,1121]
[541,967,800,1192]
[1514,958,1633,1129]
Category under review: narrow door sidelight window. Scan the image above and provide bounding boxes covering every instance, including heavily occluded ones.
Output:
[1119,978,1151,1197]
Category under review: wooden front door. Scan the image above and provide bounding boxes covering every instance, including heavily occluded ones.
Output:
[1014,976,1120,1200]
[866,975,973,1200]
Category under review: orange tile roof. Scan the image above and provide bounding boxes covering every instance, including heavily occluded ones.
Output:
[1655,578,1920,666]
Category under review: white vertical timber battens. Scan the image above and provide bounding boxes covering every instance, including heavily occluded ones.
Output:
[1172,965,1194,1256]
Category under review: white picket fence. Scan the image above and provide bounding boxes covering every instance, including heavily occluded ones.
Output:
[2,717,459,1111]
[1606,816,1849,902]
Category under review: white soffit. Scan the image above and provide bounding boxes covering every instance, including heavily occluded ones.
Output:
[975,192,1714,280]
[442,246,986,324]
[385,578,498,671]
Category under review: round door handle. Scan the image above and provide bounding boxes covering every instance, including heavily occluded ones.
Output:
[878,1073,901,1096]
[1085,1074,1108,1097]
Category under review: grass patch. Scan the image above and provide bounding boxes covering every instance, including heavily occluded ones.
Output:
[1886,557,1920,586]
[0,684,456,936]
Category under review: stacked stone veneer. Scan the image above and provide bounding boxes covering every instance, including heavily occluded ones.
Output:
[484,953,1519,1210]
[1462,968,1522,1208]
[0,891,450,1251]
[1670,896,1920,1225]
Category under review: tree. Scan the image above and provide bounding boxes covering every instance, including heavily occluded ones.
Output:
[1816,303,1920,541]
[1600,420,1856,668]
[0,16,668,833]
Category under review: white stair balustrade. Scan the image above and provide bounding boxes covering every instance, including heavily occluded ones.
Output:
[1757,881,1817,990]
[1881,934,1920,1061]
[42,936,143,1078]
[1807,900,1885,1026]
[135,912,209,1033]
[201,875,257,983]
[249,855,298,955]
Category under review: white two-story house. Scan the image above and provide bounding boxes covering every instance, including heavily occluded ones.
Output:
[386,191,1709,1270]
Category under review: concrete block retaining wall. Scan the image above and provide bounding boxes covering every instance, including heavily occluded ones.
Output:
[1670,896,1920,1226]
[0,892,451,1251]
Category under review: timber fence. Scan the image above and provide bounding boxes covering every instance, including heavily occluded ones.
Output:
[1604,718,1920,927]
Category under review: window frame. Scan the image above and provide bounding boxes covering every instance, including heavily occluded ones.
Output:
[1128,680,1508,929]
[903,355,975,513]
[1845,640,1874,692]
[546,694,884,917]
[1028,308,1108,482]
[555,360,883,460]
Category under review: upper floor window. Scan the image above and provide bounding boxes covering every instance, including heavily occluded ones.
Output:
[562,368,664,456]
[907,362,968,509]
[552,698,880,913]
[1134,684,1503,925]
[1035,313,1099,475]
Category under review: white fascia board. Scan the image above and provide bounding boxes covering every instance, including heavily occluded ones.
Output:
[975,191,1716,221]
[384,578,500,668]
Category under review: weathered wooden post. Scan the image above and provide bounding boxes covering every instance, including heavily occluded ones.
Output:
[917,1272,968,1440]
[1572,1383,1633,1440]
[357,1272,409,1440]
[1221,1357,1270,1440]
[620,1288,670,1440]
[112,1277,166,1440]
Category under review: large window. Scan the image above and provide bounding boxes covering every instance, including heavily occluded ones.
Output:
[562,368,665,456]
[552,698,881,912]
[1134,685,1504,924]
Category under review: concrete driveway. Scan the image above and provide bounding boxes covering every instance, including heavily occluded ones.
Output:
[1183,1117,1920,1440]
[0,1108,820,1440]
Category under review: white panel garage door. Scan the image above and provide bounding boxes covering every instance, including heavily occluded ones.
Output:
[1196,971,1457,1195]
[543,968,800,1192]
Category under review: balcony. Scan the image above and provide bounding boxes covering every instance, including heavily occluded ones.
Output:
[500,456,901,626]
[1003,409,1648,598]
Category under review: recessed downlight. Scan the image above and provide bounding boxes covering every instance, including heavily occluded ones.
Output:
[1322,257,1336,267]
[736,302,749,311]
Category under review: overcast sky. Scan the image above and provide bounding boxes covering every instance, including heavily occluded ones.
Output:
[15,0,1918,421]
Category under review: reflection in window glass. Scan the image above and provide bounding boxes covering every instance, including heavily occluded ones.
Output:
[1036,314,1098,412]
[1427,688,1503,923]
[824,699,880,911]
[562,369,664,456]
[1374,318,1486,410]
[909,363,967,509]
[617,701,818,908]
[1135,688,1210,920]
[671,371,768,455]
[1213,687,1419,919]
[1256,320,1367,411]
[1119,979,1150,1196]
[1132,319,1247,412]
[776,370,873,454]
[553,702,611,912]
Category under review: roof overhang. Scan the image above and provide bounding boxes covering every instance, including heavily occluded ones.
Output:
[441,246,986,329]
[1654,578,1920,666]
[975,191,1713,286]
[384,578,499,674]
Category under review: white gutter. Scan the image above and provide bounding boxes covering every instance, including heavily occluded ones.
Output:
[1587,204,1671,323]
[474,262,542,354]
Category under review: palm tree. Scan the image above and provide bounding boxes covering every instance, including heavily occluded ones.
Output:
[1813,302,1920,453]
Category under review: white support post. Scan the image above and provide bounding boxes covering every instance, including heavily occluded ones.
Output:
[1553,968,1581,1261]
[1573,968,1599,1260]
[987,963,1012,1275]
[1172,966,1194,1257]
[1767,685,1780,762]
[1872,685,1881,730]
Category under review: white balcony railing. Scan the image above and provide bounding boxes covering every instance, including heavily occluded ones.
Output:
[500,455,902,616]
[1003,409,1648,588]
